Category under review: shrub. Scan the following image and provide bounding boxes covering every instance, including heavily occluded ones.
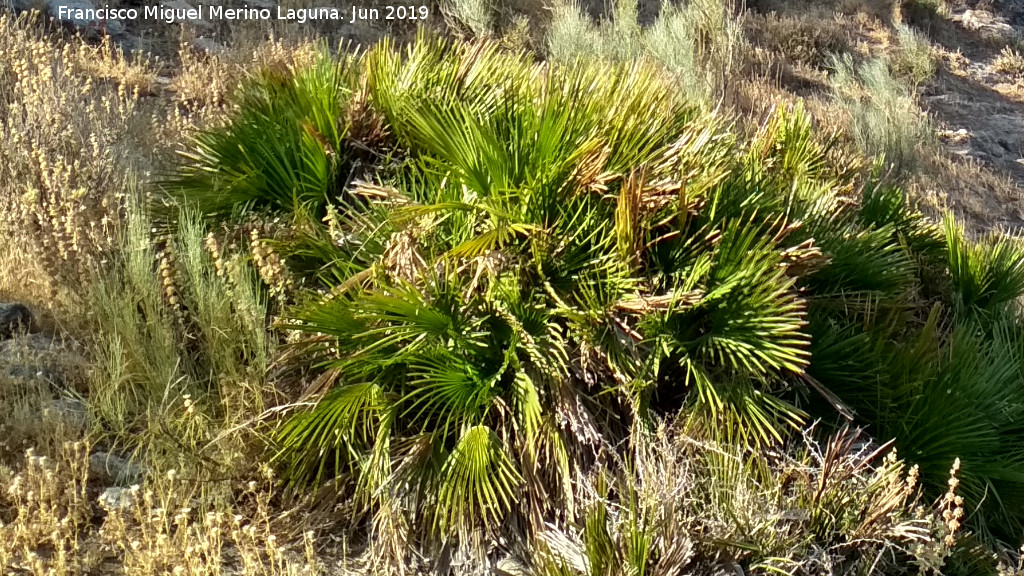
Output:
[546,0,642,64]
[993,46,1024,77]
[165,50,364,221]
[891,24,937,86]
[0,440,323,575]
[443,0,496,38]
[0,14,142,299]
[545,0,747,107]
[174,35,1024,551]
[829,54,932,177]
[533,425,960,575]
[748,12,851,68]
[87,203,277,481]
[899,0,950,30]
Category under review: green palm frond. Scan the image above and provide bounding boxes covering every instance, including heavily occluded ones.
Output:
[402,352,495,437]
[435,425,522,535]
[946,215,1024,321]
[167,51,361,219]
[275,381,389,485]
[806,225,917,297]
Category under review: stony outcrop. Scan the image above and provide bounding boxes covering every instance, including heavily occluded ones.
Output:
[0,302,33,340]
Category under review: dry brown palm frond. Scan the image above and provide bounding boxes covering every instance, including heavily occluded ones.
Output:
[350,180,410,205]
[572,144,615,194]
[383,230,428,285]
[346,76,390,150]
[613,290,705,314]
[780,238,831,276]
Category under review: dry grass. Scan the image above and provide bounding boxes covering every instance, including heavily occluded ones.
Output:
[533,424,969,575]
[993,46,1024,77]
[746,11,851,69]
[912,150,1024,233]
[0,417,981,576]
[172,31,329,112]
[827,53,932,176]
[890,23,936,86]
[0,14,140,311]
[897,0,951,30]
[0,441,327,576]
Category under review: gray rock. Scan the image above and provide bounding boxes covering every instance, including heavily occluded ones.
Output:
[46,0,126,37]
[115,34,141,54]
[0,333,60,353]
[959,9,1016,37]
[97,486,136,511]
[49,397,88,430]
[89,452,146,486]
[190,37,228,56]
[493,556,530,576]
[0,303,33,340]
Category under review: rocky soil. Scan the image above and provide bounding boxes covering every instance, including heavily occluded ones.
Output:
[917,1,1024,228]
[929,5,1024,177]
[0,301,145,509]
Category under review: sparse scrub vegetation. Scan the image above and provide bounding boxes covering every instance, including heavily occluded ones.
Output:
[891,23,937,86]
[993,45,1024,77]
[0,441,324,575]
[747,11,850,68]
[546,0,747,107]
[829,53,931,176]
[4,1,1024,575]
[86,205,278,484]
[0,13,139,302]
[444,0,495,38]
[898,0,951,30]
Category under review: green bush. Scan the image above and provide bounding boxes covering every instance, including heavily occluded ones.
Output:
[170,35,1024,550]
[165,51,361,220]
[890,24,937,87]
[88,202,274,481]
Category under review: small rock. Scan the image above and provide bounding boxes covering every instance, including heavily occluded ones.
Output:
[97,486,136,511]
[190,37,228,56]
[0,303,33,340]
[938,128,971,142]
[49,397,88,430]
[89,452,146,486]
[0,333,59,353]
[494,556,530,576]
[960,9,1015,37]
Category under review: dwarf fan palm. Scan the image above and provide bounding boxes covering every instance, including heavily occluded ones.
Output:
[170,34,1024,545]
[272,40,831,539]
[167,51,361,219]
